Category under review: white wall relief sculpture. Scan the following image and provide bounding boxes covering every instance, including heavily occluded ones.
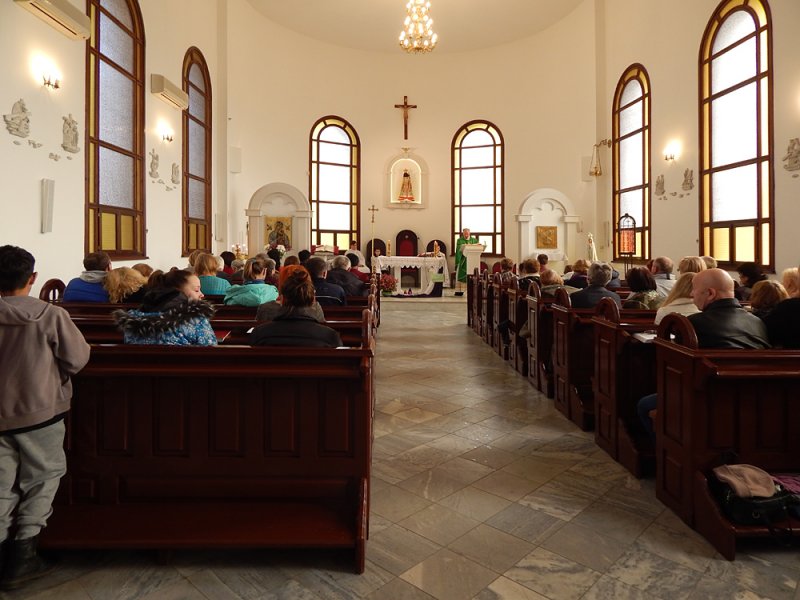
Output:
[61,114,80,153]
[782,138,800,173]
[655,174,665,196]
[149,149,159,178]
[3,99,31,138]
[682,168,694,191]
[171,163,180,185]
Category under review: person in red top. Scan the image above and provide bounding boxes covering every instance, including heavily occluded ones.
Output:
[346,253,371,283]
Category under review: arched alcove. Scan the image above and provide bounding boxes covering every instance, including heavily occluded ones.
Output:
[245,183,312,253]
[515,188,580,269]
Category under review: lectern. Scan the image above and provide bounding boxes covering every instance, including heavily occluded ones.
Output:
[462,243,486,277]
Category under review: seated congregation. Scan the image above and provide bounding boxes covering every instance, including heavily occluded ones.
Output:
[0,243,380,588]
[469,251,800,559]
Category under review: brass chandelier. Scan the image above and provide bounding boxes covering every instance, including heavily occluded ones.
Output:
[399,0,438,54]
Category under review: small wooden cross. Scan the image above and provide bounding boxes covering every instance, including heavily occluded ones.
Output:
[394,96,417,140]
[368,204,379,224]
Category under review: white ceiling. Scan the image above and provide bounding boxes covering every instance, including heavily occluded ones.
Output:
[246,0,586,54]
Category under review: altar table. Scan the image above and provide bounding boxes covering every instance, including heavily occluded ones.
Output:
[376,256,450,289]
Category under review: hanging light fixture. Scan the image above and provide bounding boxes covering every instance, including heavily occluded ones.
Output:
[399,0,438,54]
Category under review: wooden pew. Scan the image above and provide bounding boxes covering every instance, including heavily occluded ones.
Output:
[480,272,493,342]
[466,270,475,328]
[551,290,656,431]
[70,309,374,348]
[507,279,528,376]
[471,268,483,336]
[526,284,556,397]
[39,341,375,573]
[591,299,657,476]
[492,274,510,358]
[653,314,800,559]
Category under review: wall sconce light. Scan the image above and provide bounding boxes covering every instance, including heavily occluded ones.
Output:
[42,75,61,89]
[162,133,173,143]
[589,138,612,177]
[664,141,681,162]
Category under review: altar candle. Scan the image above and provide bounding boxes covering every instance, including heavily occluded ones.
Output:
[388,242,391,256]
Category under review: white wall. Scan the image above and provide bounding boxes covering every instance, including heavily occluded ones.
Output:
[225,0,598,267]
[0,0,220,293]
[595,0,800,274]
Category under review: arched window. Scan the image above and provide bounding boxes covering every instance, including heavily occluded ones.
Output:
[700,0,773,269]
[86,0,145,258]
[451,121,504,256]
[309,116,360,248]
[182,47,212,255]
[612,64,651,261]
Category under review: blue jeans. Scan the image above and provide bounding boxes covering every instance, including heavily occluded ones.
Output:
[637,393,658,441]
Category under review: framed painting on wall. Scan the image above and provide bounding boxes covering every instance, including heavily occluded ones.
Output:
[536,226,557,249]
[264,216,292,249]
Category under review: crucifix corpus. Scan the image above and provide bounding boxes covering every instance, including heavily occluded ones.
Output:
[394,95,417,140]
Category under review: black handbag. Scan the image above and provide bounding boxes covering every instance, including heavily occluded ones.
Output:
[715,483,796,526]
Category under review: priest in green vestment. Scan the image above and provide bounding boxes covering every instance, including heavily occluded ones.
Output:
[455,228,479,293]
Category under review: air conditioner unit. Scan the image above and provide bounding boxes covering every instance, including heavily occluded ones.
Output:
[150,74,189,111]
[14,0,90,40]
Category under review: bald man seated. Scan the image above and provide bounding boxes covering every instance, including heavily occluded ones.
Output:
[687,268,770,349]
[638,268,769,439]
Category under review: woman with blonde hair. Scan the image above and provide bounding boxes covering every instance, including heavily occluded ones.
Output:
[654,272,701,325]
[194,253,231,296]
[750,280,789,320]
[677,256,707,275]
[103,267,147,303]
[781,267,799,298]
[131,263,153,280]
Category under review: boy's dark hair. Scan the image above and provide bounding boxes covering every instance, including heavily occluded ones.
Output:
[346,252,360,267]
[267,248,282,268]
[220,251,235,267]
[298,249,311,263]
[0,245,35,292]
[83,251,111,271]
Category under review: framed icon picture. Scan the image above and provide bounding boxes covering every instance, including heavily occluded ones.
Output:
[536,226,557,249]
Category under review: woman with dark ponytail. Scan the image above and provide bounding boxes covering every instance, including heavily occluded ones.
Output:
[251,267,342,347]
[114,268,217,345]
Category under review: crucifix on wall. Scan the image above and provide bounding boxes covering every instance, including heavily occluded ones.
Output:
[394,95,417,140]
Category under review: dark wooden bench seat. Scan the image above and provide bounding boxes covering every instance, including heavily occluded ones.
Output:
[40,342,375,573]
[551,290,656,431]
[592,299,658,476]
[653,314,800,560]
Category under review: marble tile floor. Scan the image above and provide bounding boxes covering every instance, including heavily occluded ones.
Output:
[5,302,800,600]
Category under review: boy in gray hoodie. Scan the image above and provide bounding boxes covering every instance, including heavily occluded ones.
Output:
[0,246,90,589]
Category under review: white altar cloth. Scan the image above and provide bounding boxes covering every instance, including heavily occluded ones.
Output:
[377,255,450,289]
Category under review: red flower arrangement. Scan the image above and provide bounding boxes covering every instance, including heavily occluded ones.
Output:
[379,273,398,293]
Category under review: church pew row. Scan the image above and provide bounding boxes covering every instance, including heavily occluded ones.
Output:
[492,274,511,359]
[551,289,656,431]
[70,313,373,348]
[39,341,375,574]
[653,314,800,560]
[54,296,378,338]
[591,300,658,476]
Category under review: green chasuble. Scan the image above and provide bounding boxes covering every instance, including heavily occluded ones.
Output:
[455,235,479,282]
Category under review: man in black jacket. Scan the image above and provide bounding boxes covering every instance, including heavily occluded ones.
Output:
[688,268,769,349]
[326,255,368,297]
[638,268,769,437]
[569,262,622,309]
[305,257,346,306]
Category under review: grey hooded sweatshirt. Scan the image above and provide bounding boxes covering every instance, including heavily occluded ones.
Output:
[0,296,90,432]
